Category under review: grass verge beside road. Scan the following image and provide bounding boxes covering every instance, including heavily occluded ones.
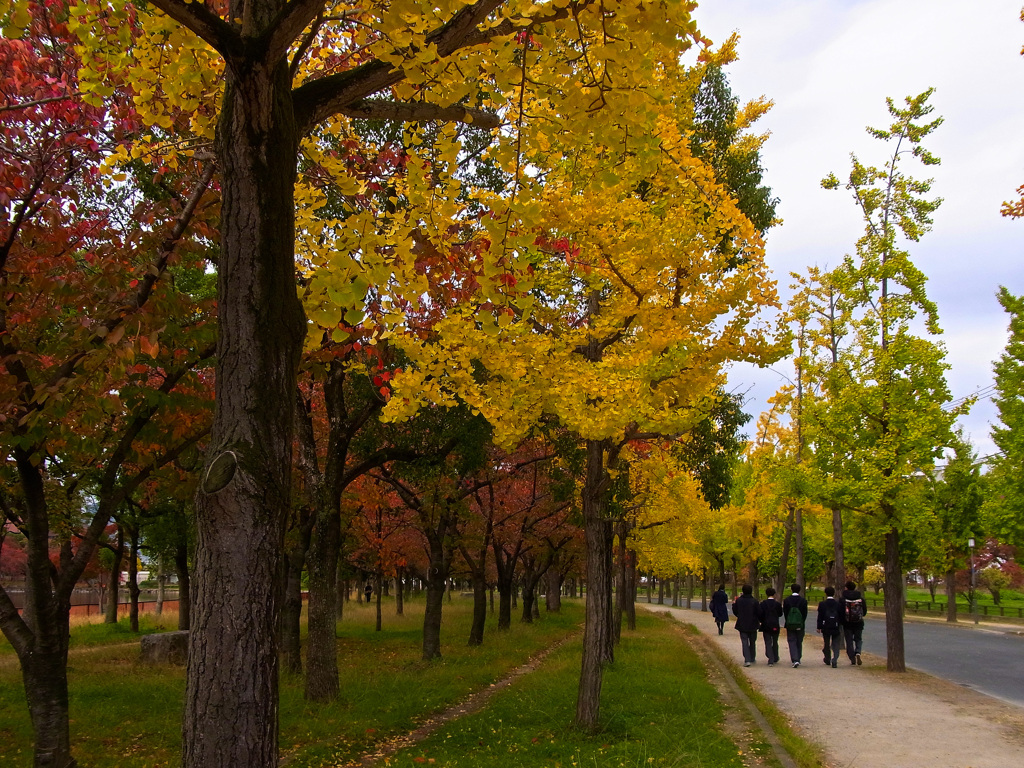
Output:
[384,611,749,768]
[1,599,809,767]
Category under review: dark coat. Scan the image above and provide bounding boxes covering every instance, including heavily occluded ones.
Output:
[782,593,808,630]
[839,589,866,627]
[816,597,841,632]
[710,589,729,622]
[759,598,783,632]
[732,593,761,633]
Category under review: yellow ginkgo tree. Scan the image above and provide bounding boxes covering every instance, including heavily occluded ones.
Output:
[1,0,733,764]
[385,54,785,728]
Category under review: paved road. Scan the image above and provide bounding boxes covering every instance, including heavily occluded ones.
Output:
[855,618,1024,707]
[673,603,1024,707]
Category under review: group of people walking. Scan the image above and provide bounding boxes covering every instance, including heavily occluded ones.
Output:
[710,581,867,668]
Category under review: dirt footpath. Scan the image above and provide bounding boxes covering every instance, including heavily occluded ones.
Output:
[652,605,1024,768]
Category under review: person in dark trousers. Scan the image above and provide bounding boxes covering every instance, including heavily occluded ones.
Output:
[732,584,761,667]
[839,580,867,665]
[710,584,729,635]
[759,586,783,666]
[816,586,842,668]
[364,582,373,605]
[782,583,808,667]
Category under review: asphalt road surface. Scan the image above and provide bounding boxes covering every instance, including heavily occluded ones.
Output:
[860,618,1024,707]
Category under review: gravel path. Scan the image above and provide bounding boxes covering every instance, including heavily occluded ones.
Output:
[651,605,1024,768]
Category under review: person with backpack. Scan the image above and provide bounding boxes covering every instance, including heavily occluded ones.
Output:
[710,584,730,635]
[732,584,761,667]
[782,583,808,668]
[759,586,784,666]
[816,585,842,668]
[840,580,867,665]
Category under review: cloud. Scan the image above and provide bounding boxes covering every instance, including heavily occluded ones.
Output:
[695,0,1024,453]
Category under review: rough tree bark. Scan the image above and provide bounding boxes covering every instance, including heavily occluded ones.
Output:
[183,40,306,767]
[883,526,906,672]
[575,438,615,731]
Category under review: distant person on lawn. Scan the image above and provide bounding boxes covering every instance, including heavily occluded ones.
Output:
[782,583,808,668]
[816,586,842,668]
[710,584,730,635]
[759,586,784,666]
[732,584,761,667]
[840,580,867,665]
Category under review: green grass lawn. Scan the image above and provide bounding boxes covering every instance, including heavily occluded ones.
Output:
[0,598,760,767]
[385,613,747,768]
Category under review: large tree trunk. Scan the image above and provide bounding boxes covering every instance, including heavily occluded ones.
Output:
[884,527,906,672]
[945,566,958,623]
[575,438,615,731]
[184,46,306,768]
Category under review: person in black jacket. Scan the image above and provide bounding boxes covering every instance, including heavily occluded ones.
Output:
[732,584,761,667]
[710,585,729,635]
[782,583,808,668]
[816,586,842,668]
[759,587,783,666]
[839,580,867,665]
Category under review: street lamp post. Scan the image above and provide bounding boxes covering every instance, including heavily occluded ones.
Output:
[969,537,978,626]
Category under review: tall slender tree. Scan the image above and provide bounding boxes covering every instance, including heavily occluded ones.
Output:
[820,90,967,672]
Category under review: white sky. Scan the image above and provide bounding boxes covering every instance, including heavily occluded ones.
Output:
[694,0,1024,461]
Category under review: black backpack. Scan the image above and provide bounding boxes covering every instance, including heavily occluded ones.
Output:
[821,601,840,631]
[845,598,864,624]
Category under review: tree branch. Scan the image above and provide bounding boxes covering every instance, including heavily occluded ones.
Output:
[340,99,500,130]
[148,0,244,59]
[293,0,516,132]
[266,0,328,63]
